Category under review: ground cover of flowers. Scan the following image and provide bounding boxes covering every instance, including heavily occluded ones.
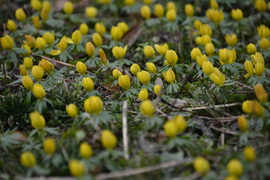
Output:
[0,0,270,179]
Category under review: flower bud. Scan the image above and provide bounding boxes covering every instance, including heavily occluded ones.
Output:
[42,31,55,45]
[254,62,265,76]
[85,6,97,19]
[63,1,74,15]
[35,37,47,50]
[254,84,268,103]
[210,0,219,9]
[246,43,257,54]
[101,130,117,150]
[130,64,141,75]
[193,157,210,174]
[206,8,224,23]
[66,104,78,118]
[92,33,103,47]
[21,44,32,56]
[72,30,81,44]
[144,45,155,58]
[33,84,46,99]
[251,52,264,65]
[146,62,156,74]
[141,5,151,19]
[154,43,169,56]
[243,146,256,162]
[225,34,238,47]
[154,3,164,18]
[231,9,243,21]
[125,0,135,6]
[117,22,129,34]
[22,75,33,90]
[259,37,270,50]
[69,160,85,177]
[166,2,177,11]
[195,36,202,45]
[209,68,226,86]
[98,49,108,65]
[201,35,211,45]
[85,42,95,58]
[138,89,148,101]
[140,100,155,117]
[1,34,14,50]
[244,60,254,78]
[21,151,36,168]
[164,120,177,137]
[7,20,17,32]
[190,47,202,60]
[43,138,56,155]
[82,77,94,91]
[154,85,162,96]
[163,68,175,84]
[31,0,42,11]
[252,100,265,117]
[227,159,243,176]
[257,24,270,39]
[20,65,28,76]
[185,4,194,17]
[200,24,212,36]
[80,142,93,159]
[205,43,214,56]
[166,9,177,22]
[237,116,248,132]
[51,37,67,55]
[32,16,41,30]
[219,49,230,64]
[112,45,128,60]
[76,62,87,75]
[144,0,152,5]
[196,54,208,67]
[111,26,123,41]
[32,65,44,81]
[256,0,267,13]
[137,70,150,84]
[24,35,36,48]
[165,50,178,66]
[112,69,122,79]
[15,8,26,21]
[193,20,202,30]
[242,100,252,114]
[39,59,54,73]
[41,1,51,21]
[202,61,214,75]
[174,116,187,133]
[94,22,106,36]
[79,23,89,35]
[30,111,46,129]
[84,96,103,114]
[118,74,131,90]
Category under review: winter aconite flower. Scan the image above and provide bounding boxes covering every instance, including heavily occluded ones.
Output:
[35,37,47,50]
[43,138,56,155]
[206,8,224,23]
[202,61,214,75]
[166,9,177,22]
[85,6,98,19]
[30,111,46,129]
[21,151,36,168]
[71,30,82,44]
[140,100,155,117]
[193,157,210,174]
[256,0,267,13]
[63,1,74,15]
[144,45,155,58]
[174,116,187,133]
[101,130,117,150]
[50,37,68,56]
[231,9,243,21]
[242,100,253,114]
[31,0,42,11]
[15,8,26,21]
[95,22,106,35]
[111,26,123,41]
[19,65,28,76]
[85,42,95,58]
[80,142,93,159]
[141,5,151,19]
[112,45,128,60]
[227,159,243,176]
[237,116,248,132]
[33,84,46,99]
[137,71,150,84]
[243,146,256,162]
[39,59,54,73]
[32,16,41,30]
[7,20,17,32]
[42,31,55,45]
[154,4,164,18]
[125,0,135,6]
[164,120,177,137]
[24,57,33,69]
[154,85,162,96]
[92,33,103,47]
[24,35,36,48]
[200,24,212,36]
[112,69,122,79]
[209,68,226,86]
[32,65,44,81]
[99,49,108,65]
[76,62,87,75]
[117,22,129,34]
[154,43,169,56]
[205,43,215,56]
[82,77,94,91]
[79,23,89,35]
[190,47,202,60]
[84,96,103,114]
[69,160,85,177]
[196,54,208,67]
[1,34,14,50]
[185,4,194,17]
[138,89,148,101]
[118,74,131,90]
[146,62,156,74]
[225,34,238,46]
[165,50,178,66]
[254,84,268,103]
[22,75,33,90]
[66,104,79,118]
[130,64,141,75]
[163,68,176,84]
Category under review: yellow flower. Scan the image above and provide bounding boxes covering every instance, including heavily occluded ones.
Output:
[163,68,175,84]
[117,22,129,34]
[174,115,187,133]
[251,52,264,65]
[22,75,33,90]
[219,49,230,64]
[256,0,267,13]
[32,16,41,30]
[225,34,238,46]
[193,20,202,30]
[130,64,141,75]
[259,37,270,50]
[185,4,194,17]
[196,54,208,67]
[84,96,103,114]
[210,0,219,9]
[92,33,103,47]
[244,60,254,78]
[166,9,177,22]
[237,116,248,132]
[66,104,79,118]
[7,20,17,32]
[138,89,148,101]
[254,84,268,103]
[252,100,265,118]
[137,71,150,84]
[227,159,243,176]
[32,65,44,81]
[140,100,155,117]
[243,146,256,162]
[205,43,214,56]
[200,24,212,36]
[39,59,54,73]
[112,45,128,60]
[42,31,55,45]
[202,61,214,75]
[193,157,210,174]
[154,3,164,18]
[146,62,156,74]
[98,49,108,65]
[33,84,46,99]
[41,2,50,21]
[63,1,74,15]
[209,68,225,86]
[21,151,36,168]
[144,45,155,58]
[1,34,14,50]
[43,138,56,155]
[166,2,177,11]
[82,77,94,91]
[154,85,162,96]
[231,9,243,21]
[190,47,202,60]
[101,130,117,150]
[31,0,42,11]
[19,65,28,76]
[85,42,95,58]
[35,37,47,50]
[124,0,135,6]
[95,22,106,36]
[21,44,32,56]
[164,120,177,137]
[154,43,169,56]
[144,0,152,5]
[79,23,89,35]
[76,62,87,75]
[118,74,131,90]
[165,50,178,66]
[111,26,123,41]
[15,8,26,21]
[201,35,211,45]
[69,160,85,177]
[246,43,257,54]
[141,5,151,19]
[30,111,46,129]
[71,30,82,44]
[242,100,252,114]
[254,62,265,76]
[195,37,202,45]
[112,69,122,79]
[224,175,238,180]
[80,142,93,159]
[206,8,224,23]
[24,35,36,48]
[257,24,270,39]
[85,6,97,19]
[50,37,67,56]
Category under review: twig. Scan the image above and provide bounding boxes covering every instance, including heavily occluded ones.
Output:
[155,107,170,118]
[122,101,129,160]
[183,103,240,111]
[96,158,193,179]
[196,115,242,122]
[235,81,253,90]
[210,126,237,135]
[33,54,75,67]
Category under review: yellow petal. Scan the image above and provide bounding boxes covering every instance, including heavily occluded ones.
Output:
[50,50,61,56]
